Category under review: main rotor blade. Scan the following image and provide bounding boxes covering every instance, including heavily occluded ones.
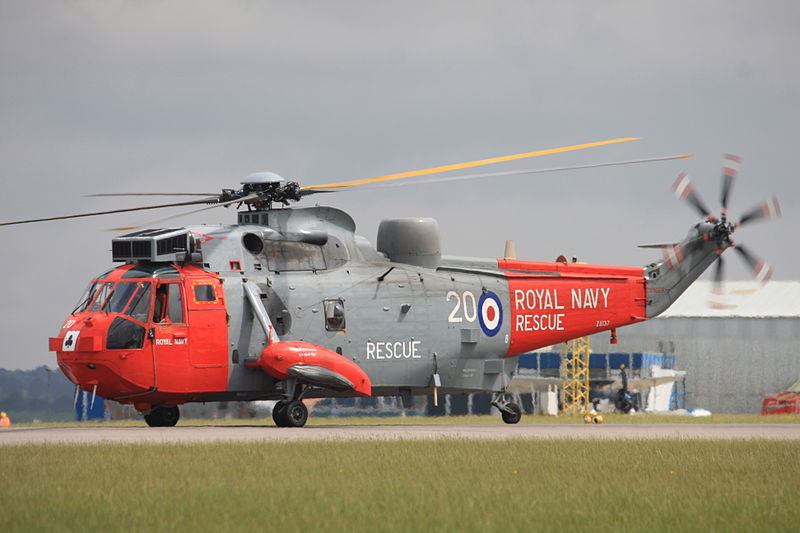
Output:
[86,193,218,197]
[737,196,781,227]
[107,193,259,231]
[720,154,741,212]
[733,244,773,283]
[302,137,641,190]
[672,171,713,219]
[338,154,693,191]
[0,197,219,228]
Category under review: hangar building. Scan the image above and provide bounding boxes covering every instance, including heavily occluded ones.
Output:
[587,280,800,414]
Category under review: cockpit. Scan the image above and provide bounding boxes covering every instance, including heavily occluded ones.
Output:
[67,263,215,351]
[51,262,229,412]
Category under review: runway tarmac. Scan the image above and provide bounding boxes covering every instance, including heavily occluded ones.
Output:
[2,423,799,445]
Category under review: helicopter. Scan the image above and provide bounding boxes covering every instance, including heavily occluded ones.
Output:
[0,138,781,427]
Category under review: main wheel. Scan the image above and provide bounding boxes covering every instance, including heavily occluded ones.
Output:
[144,405,180,427]
[143,408,162,427]
[272,400,290,427]
[284,400,308,427]
[501,402,522,424]
[160,405,180,427]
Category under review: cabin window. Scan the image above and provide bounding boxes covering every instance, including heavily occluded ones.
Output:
[194,284,217,302]
[265,241,326,272]
[324,299,346,331]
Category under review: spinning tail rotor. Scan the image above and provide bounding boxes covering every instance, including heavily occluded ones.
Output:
[662,154,780,307]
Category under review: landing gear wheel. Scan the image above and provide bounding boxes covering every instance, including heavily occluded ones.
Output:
[160,405,180,427]
[501,402,522,425]
[272,400,290,427]
[284,400,308,427]
[144,405,180,427]
[144,409,161,427]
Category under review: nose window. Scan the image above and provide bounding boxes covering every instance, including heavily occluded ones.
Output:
[125,283,152,322]
[103,282,140,313]
[88,283,114,312]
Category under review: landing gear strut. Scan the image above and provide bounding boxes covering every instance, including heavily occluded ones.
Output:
[144,405,180,427]
[492,393,522,425]
[272,383,309,427]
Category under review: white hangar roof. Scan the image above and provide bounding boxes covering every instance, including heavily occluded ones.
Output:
[659,281,800,318]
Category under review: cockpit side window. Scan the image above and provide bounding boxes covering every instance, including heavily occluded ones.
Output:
[167,284,184,323]
[153,283,184,323]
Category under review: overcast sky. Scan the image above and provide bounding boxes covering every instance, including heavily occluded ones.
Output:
[1,1,798,369]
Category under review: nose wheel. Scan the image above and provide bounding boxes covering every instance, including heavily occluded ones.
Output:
[272,400,308,427]
[143,405,180,427]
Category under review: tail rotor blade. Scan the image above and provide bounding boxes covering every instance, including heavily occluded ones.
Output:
[738,196,781,227]
[733,244,773,284]
[673,172,713,219]
[708,256,727,309]
[720,154,741,212]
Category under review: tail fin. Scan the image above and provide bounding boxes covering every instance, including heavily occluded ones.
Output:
[644,223,727,317]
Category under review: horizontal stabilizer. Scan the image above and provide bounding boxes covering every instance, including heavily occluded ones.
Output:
[637,242,678,249]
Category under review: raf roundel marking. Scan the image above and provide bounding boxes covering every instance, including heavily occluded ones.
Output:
[478,291,503,337]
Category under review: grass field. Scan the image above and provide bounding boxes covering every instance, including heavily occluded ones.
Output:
[2,436,799,533]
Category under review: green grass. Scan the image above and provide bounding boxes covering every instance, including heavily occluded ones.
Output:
[10,413,800,428]
[1,439,798,533]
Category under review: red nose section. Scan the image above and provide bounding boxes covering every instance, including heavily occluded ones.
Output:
[253,342,371,397]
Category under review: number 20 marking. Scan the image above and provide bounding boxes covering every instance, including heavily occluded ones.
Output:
[447,291,477,323]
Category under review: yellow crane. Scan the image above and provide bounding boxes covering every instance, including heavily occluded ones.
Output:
[560,336,591,415]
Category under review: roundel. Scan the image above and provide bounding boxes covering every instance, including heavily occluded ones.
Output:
[478,291,503,337]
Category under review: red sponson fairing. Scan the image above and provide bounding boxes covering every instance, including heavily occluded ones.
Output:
[497,260,648,356]
[249,341,372,397]
[761,391,800,415]
[50,264,229,409]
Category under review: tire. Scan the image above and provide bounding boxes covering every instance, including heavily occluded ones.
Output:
[161,405,180,427]
[144,405,180,427]
[501,402,522,424]
[143,408,162,427]
[284,400,308,428]
[272,400,290,427]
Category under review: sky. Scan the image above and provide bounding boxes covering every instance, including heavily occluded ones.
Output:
[1,1,798,369]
